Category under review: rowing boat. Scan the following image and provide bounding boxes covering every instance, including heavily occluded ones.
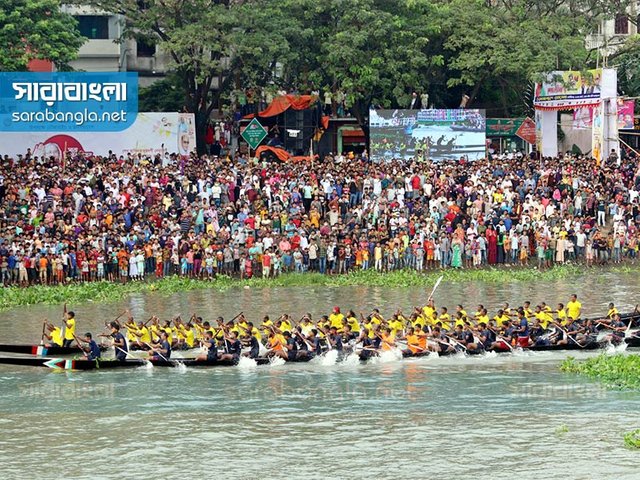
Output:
[0,336,637,370]
[0,344,109,356]
[0,356,271,370]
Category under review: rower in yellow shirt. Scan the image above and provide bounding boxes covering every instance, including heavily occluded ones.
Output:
[62,311,77,348]
[606,302,618,319]
[492,309,510,329]
[566,294,582,320]
[345,311,360,334]
[329,307,345,330]
[437,307,451,331]
[43,320,64,347]
[474,308,490,327]
[262,315,274,329]
[299,315,315,336]
[555,303,568,326]
[279,315,293,333]
[534,306,554,330]
[523,301,534,319]
[422,300,436,322]
[388,315,404,336]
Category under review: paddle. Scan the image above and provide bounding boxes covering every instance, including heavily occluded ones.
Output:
[144,341,170,362]
[486,325,514,351]
[40,319,47,345]
[427,275,444,302]
[625,307,637,337]
[553,323,586,349]
[444,334,468,351]
[72,334,90,359]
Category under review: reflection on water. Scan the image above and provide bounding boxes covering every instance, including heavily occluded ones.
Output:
[0,272,639,480]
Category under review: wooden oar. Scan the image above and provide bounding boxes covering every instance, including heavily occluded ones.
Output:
[625,308,637,337]
[554,324,586,349]
[427,275,444,302]
[444,334,468,351]
[40,319,47,345]
[72,334,90,359]
[144,341,170,362]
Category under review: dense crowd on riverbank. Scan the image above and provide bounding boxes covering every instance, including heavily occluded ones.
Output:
[0,148,638,286]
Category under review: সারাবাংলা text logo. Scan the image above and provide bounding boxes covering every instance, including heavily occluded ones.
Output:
[0,72,138,132]
[12,81,128,106]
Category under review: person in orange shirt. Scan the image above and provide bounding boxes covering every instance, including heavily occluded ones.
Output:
[38,255,48,284]
[402,326,428,356]
[117,249,129,282]
[378,327,396,351]
[425,238,435,268]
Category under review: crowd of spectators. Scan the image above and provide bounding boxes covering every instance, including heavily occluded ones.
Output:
[0,147,639,286]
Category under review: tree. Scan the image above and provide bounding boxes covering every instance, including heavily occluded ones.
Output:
[265,0,444,137]
[442,0,631,115]
[86,0,239,152]
[0,0,84,71]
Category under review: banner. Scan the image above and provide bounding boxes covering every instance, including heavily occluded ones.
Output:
[572,99,634,130]
[617,99,635,129]
[369,109,486,162]
[592,104,604,165]
[0,112,195,160]
[534,69,602,110]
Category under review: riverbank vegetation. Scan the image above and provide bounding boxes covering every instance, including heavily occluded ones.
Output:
[1,264,639,309]
[560,354,640,390]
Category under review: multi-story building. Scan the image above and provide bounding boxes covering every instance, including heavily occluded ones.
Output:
[61,5,169,87]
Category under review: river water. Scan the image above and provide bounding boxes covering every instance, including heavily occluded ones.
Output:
[0,272,639,480]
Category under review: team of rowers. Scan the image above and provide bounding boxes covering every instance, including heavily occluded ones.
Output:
[41,294,638,363]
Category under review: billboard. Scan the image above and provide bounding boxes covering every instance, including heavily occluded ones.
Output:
[534,69,602,110]
[572,99,635,130]
[369,109,486,162]
[0,112,195,160]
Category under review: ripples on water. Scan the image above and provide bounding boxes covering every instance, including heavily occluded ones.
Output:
[0,272,639,479]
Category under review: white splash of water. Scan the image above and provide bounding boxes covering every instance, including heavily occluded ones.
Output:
[237,356,258,371]
[174,362,188,373]
[604,341,628,355]
[269,356,286,367]
[371,348,403,364]
[137,361,154,370]
[340,352,362,367]
[315,349,339,366]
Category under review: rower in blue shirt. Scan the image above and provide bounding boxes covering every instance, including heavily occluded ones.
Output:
[73,332,101,360]
[149,331,171,361]
[196,330,218,362]
[100,322,128,361]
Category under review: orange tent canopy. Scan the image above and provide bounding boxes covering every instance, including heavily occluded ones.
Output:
[244,95,318,119]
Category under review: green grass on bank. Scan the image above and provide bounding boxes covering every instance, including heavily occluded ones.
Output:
[0,264,638,309]
[560,354,640,390]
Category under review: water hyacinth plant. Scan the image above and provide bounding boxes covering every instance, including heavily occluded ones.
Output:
[560,354,640,390]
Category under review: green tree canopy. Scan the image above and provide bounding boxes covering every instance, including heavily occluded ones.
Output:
[0,0,84,71]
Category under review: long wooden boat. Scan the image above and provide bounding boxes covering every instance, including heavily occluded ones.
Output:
[0,344,109,356]
[0,336,637,370]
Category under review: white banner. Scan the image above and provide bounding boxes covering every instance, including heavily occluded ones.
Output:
[0,112,196,160]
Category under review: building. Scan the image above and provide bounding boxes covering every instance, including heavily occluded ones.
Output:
[61,5,169,87]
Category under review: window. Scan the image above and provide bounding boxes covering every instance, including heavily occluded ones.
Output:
[137,39,156,57]
[76,15,109,40]
[615,14,629,35]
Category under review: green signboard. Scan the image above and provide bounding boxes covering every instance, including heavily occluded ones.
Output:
[241,118,268,150]
[486,118,524,137]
